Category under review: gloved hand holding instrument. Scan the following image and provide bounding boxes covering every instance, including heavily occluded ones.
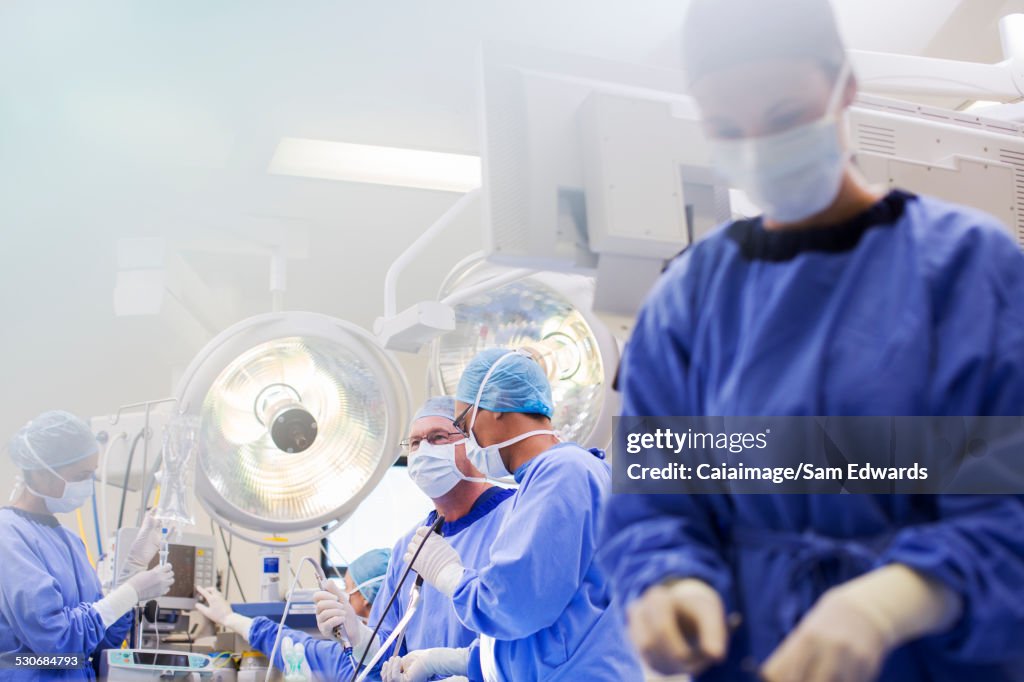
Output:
[94,563,175,628]
[381,647,470,682]
[93,511,176,629]
[118,511,165,583]
[314,580,378,659]
[401,525,464,598]
[336,515,446,682]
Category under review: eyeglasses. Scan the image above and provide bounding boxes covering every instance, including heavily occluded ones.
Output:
[453,404,473,435]
[400,430,465,454]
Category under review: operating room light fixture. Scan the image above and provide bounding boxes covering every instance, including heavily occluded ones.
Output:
[428,261,619,447]
[176,312,411,545]
[267,137,482,192]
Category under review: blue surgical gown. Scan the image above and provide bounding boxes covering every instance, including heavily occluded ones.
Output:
[452,444,643,682]
[601,190,1024,680]
[0,507,133,681]
[248,617,363,682]
[246,486,515,680]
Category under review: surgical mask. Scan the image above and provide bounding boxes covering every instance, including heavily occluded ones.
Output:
[709,61,852,224]
[407,440,486,498]
[23,471,95,514]
[464,350,558,480]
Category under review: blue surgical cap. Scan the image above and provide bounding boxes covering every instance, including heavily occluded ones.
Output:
[412,396,456,424]
[348,548,390,604]
[8,410,98,471]
[456,348,554,418]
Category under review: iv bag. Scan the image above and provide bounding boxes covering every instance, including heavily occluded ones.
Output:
[153,414,200,527]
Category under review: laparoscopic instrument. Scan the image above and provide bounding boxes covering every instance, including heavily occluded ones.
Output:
[256,515,444,682]
[349,515,445,682]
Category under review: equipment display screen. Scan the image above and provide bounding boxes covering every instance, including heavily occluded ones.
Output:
[132,652,190,667]
[147,545,196,599]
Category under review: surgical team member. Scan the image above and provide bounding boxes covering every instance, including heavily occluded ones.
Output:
[392,350,642,681]
[246,396,512,680]
[0,411,174,681]
[600,1,1024,681]
[195,548,390,680]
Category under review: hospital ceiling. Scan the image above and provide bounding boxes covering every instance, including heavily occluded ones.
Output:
[1,0,1022,438]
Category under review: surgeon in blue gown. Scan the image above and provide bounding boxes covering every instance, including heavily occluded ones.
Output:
[600,2,1024,681]
[199,397,514,681]
[390,350,642,682]
[197,548,391,681]
[0,411,174,681]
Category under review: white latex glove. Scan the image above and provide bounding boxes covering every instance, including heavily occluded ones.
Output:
[314,581,379,660]
[94,564,176,630]
[127,563,175,601]
[194,585,233,625]
[118,512,164,582]
[381,648,470,682]
[761,564,962,682]
[627,578,728,676]
[403,527,464,598]
[194,585,253,638]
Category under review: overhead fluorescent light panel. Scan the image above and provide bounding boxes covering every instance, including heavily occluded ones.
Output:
[268,137,481,192]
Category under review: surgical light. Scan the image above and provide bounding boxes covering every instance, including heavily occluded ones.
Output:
[253,383,318,454]
[427,263,619,447]
[176,312,411,545]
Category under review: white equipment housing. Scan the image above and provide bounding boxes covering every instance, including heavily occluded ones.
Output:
[99,649,213,681]
[113,528,215,612]
[479,43,1024,325]
[91,410,172,492]
[851,95,1024,245]
[479,42,725,322]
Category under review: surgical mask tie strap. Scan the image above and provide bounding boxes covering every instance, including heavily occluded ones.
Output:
[348,575,384,597]
[825,59,852,117]
[21,432,73,486]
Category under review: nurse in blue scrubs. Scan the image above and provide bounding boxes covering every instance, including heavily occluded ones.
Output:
[600,1,1024,681]
[197,547,391,680]
[0,411,173,681]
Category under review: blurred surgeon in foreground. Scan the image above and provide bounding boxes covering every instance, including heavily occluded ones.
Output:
[0,411,173,681]
[601,1,1024,681]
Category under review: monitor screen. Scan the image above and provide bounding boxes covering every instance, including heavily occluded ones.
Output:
[147,545,196,599]
[322,465,434,572]
[132,652,190,667]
